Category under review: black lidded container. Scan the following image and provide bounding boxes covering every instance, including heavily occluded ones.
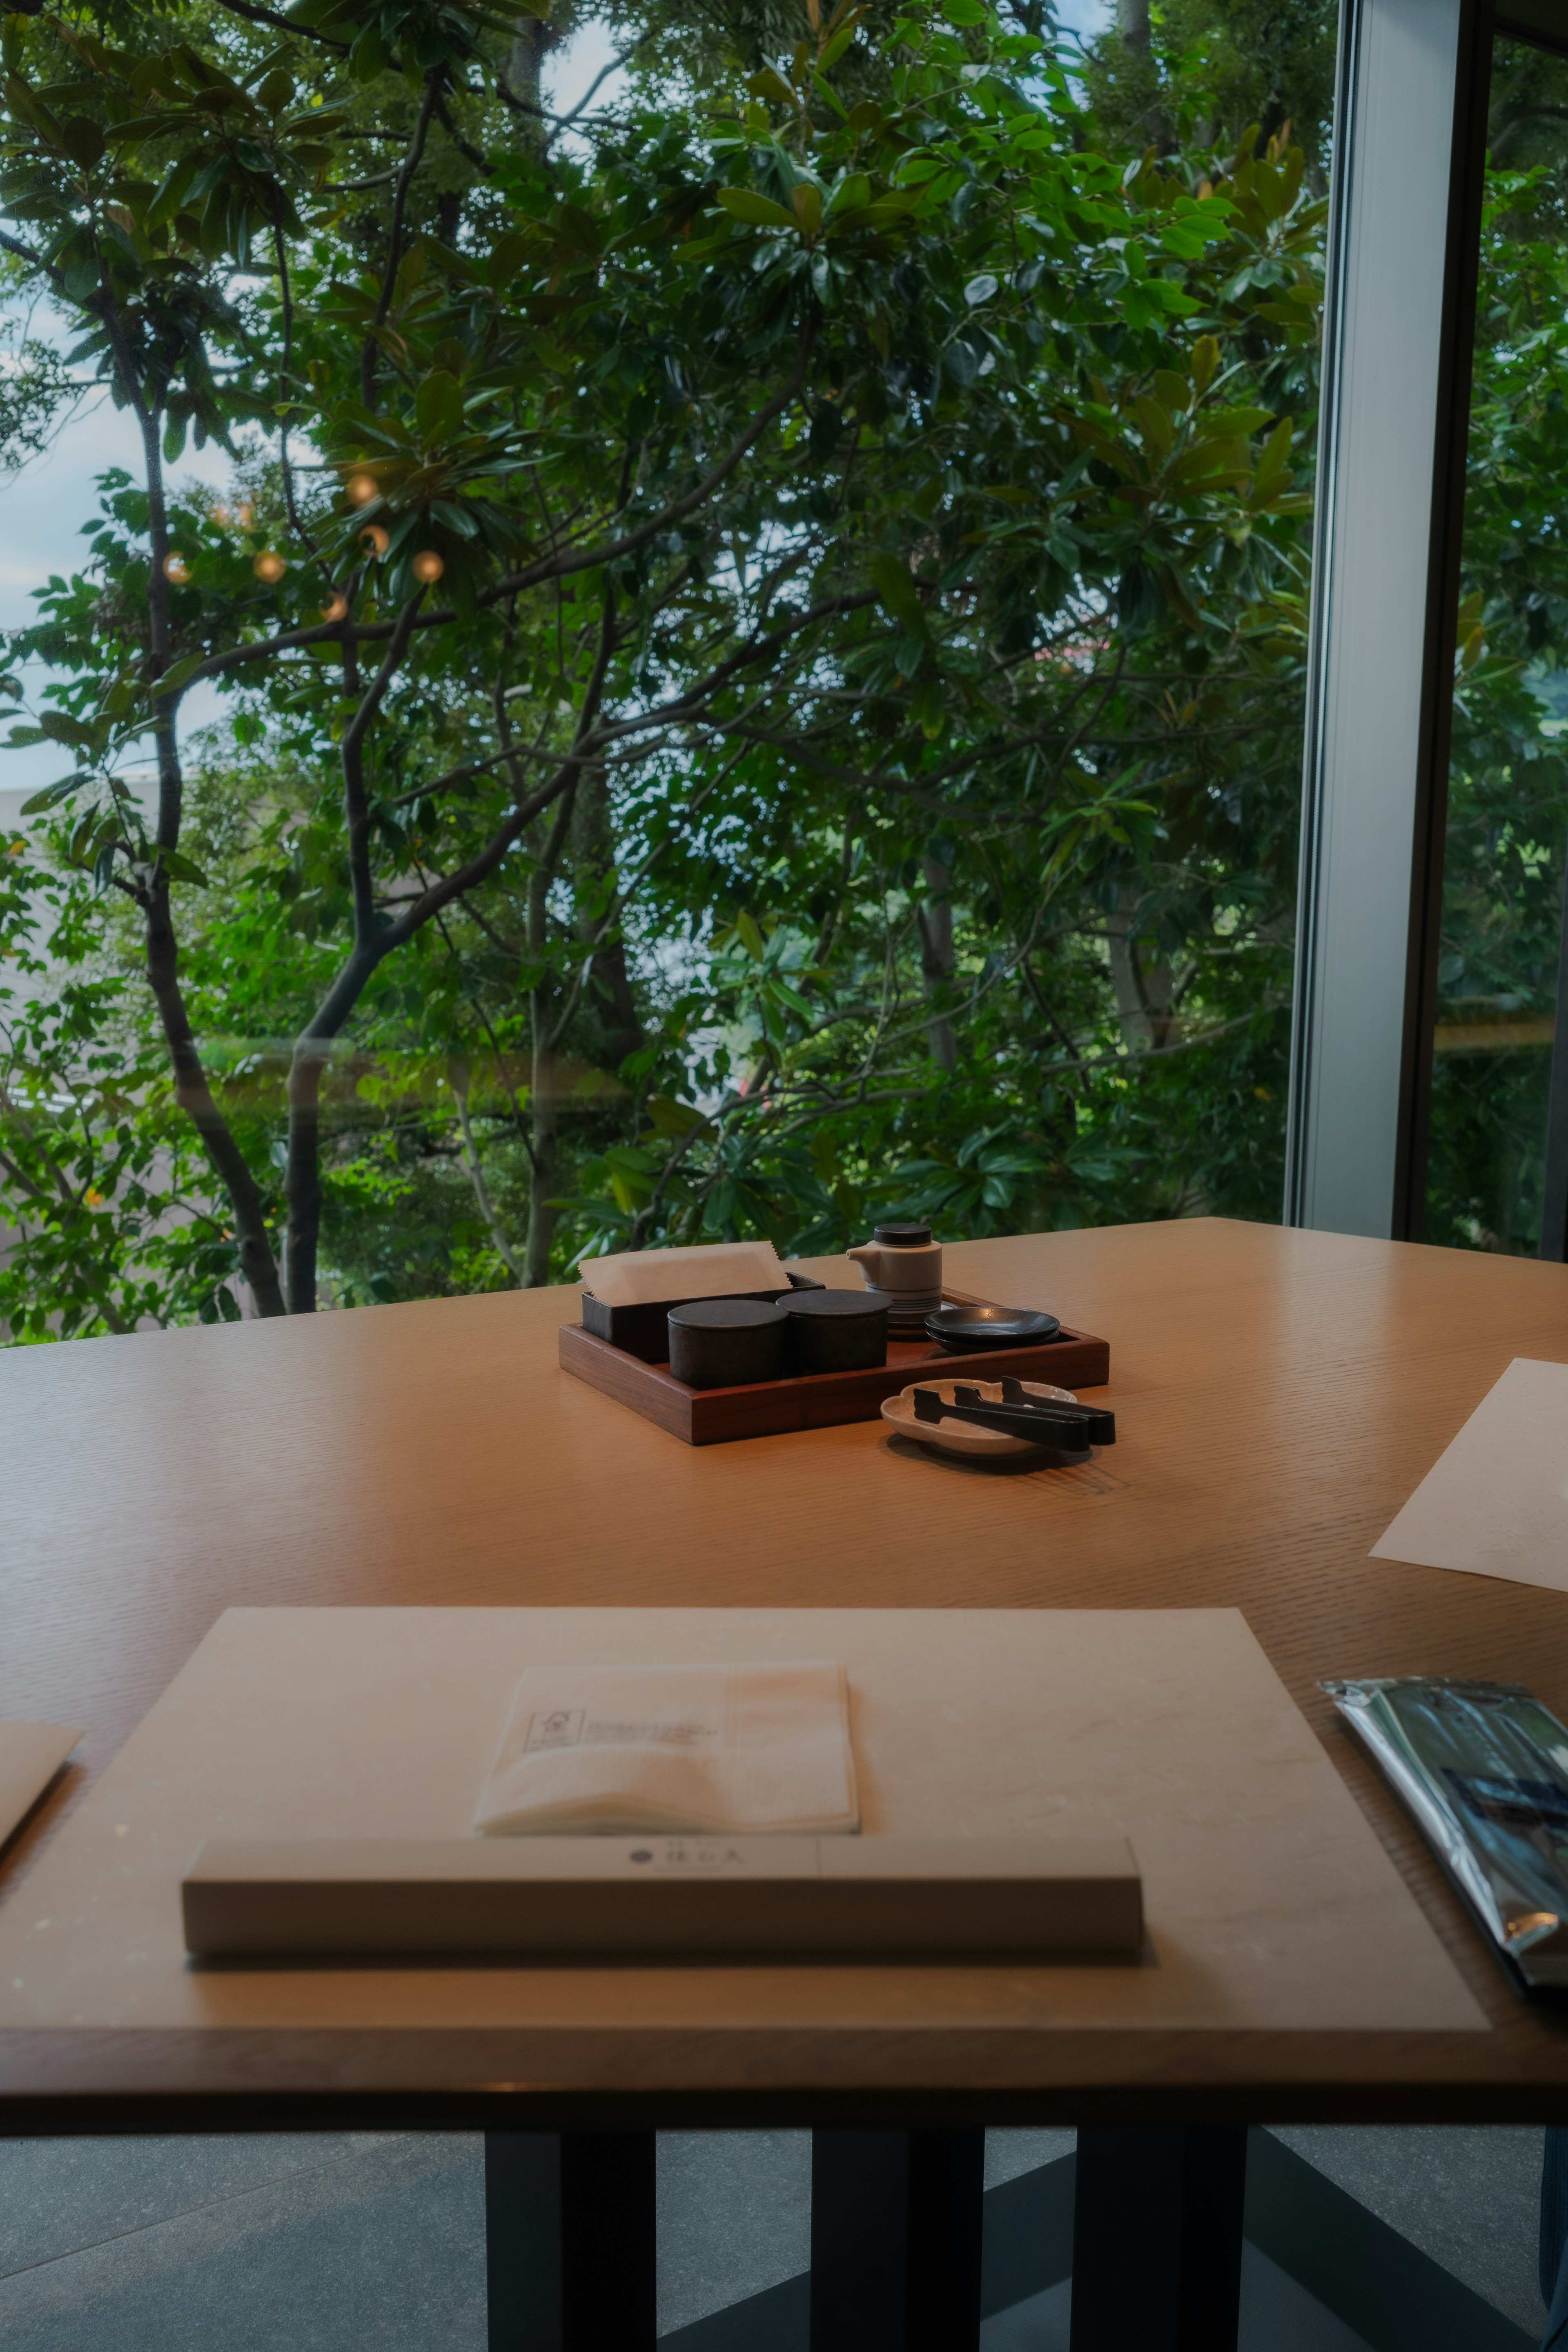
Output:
[782,1287,889,1373]
[583,1270,824,1363]
[668,1298,788,1389]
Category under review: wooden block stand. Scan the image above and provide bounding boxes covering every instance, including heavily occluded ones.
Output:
[558,1288,1110,1446]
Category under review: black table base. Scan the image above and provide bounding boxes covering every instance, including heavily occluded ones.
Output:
[484,2123,1249,2352]
[486,2131,657,2351]
[1071,2126,1249,2351]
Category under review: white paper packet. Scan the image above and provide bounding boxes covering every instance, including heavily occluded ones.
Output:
[577,1241,785,1307]
[474,1662,860,1836]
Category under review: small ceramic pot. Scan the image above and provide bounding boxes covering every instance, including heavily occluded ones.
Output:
[846,1221,943,1305]
[667,1298,787,1389]
[782,1288,889,1373]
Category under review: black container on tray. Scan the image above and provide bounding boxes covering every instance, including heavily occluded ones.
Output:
[667,1298,789,1389]
[581,1270,824,1363]
[781,1288,889,1374]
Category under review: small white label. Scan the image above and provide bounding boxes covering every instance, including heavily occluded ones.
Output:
[626,1843,752,1870]
[524,1707,585,1752]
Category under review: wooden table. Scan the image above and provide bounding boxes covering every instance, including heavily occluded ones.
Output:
[4,1218,1568,2343]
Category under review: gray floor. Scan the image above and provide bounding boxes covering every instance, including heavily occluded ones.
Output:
[1271,2125,1546,2338]
[0,2125,1546,2346]
[981,2246,1378,2352]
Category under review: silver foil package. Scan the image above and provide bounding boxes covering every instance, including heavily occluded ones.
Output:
[1321,1675,1568,1993]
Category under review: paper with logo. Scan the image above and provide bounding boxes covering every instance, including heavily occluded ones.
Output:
[1372,1357,1568,1592]
[474,1662,860,1835]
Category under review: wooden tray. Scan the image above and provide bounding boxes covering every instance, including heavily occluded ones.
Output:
[558,1287,1110,1445]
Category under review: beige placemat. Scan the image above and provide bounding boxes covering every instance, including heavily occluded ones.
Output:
[0,1608,1485,2035]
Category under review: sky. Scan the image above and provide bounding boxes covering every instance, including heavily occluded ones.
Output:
[0,0,1114,825]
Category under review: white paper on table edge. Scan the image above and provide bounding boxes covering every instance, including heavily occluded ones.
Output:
[1370,1356,1568,1592]
[0,1720,83,1849]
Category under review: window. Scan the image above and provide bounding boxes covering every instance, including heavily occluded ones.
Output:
[0,0,1325,1332]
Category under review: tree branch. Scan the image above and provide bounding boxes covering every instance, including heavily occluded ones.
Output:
[212,0,349,43]
[363,72,443,407]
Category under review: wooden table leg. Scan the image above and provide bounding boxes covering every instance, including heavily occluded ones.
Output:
[1069,2126,1248,2352]
[486,2130,657,2352]
[809,2128,985,2352]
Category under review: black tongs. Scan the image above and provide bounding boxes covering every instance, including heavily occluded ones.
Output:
[912,1378,1116,1449]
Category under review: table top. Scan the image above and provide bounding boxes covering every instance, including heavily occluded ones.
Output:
[5,1216,1568,2131]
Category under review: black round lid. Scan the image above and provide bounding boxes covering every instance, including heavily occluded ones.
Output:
[873,1221,932,1247]
[667,1297,787,1329]
[783,1288,888,1319]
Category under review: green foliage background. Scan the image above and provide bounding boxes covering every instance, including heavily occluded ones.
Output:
[0,0,1389,1331]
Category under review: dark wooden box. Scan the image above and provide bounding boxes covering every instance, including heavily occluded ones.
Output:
[559,1288,1109,1446]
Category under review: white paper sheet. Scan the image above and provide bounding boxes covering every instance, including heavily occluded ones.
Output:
[474,1660,859,1835]
[578,1239,786,1307]
[1372,1356,1568,1590]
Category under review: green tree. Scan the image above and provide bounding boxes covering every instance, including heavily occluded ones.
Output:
[0,0,1322,1334]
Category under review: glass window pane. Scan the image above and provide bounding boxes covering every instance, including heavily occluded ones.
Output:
[0,2,1323,1329]
[1426,33,1568,1256]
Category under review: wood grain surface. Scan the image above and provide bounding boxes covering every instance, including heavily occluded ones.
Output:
[5,1216,1568,2130]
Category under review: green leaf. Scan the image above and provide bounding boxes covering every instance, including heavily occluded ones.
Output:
[19,777,80,815]
[716,188,797,230]
[735,909,766,961]
[1131,394,1173,457]
[58,116,105,171]
[38,712,94,747]
[870,552,928,635]
[150,654,205,700]
[746,67,796,104]
[158,849,210,887]
[414,368,465,445]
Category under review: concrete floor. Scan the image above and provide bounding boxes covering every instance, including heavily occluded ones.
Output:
[0,2125,1545,2347]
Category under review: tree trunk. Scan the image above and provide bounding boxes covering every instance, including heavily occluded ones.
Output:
[524,835,558,1287]
[143,877,287,1317]
[283,1047,326,1312]
[524,992,558,1288]
[1107,884,1178,1050]
[1118,0,1151,54]
[570,763,644,1075]
[503,24,554,156]
[915,855,958,1072]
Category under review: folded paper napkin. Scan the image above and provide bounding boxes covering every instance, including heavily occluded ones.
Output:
[474,1662,860,1836]
[578,1240,785,1309]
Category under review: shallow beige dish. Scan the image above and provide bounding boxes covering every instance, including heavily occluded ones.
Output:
[881,1376,1084,1459]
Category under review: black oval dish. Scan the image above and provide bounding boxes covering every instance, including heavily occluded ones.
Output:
[668,1298,787,1388]
[924,1303,1061,1351]
[783,1287,889,1374]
